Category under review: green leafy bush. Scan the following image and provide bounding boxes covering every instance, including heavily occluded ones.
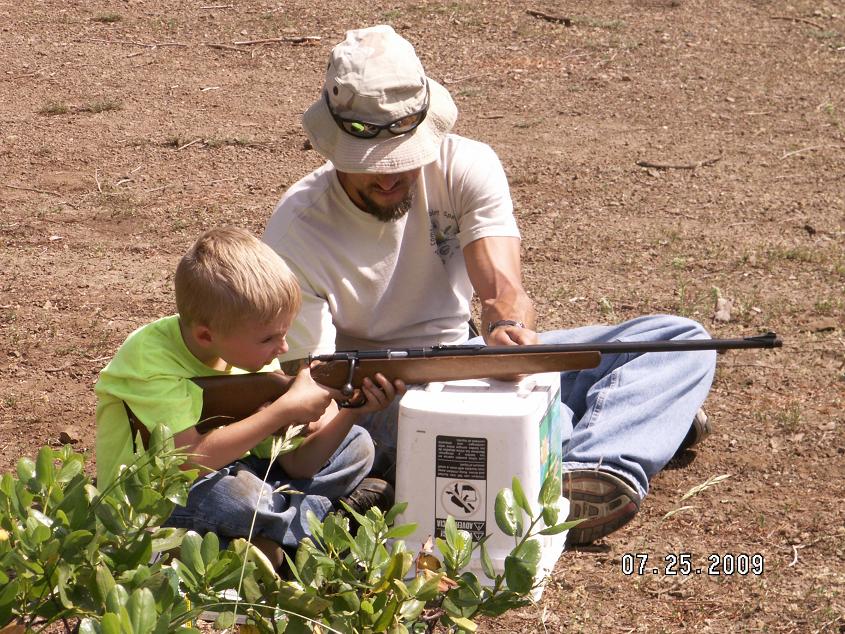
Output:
[0,425,576,633]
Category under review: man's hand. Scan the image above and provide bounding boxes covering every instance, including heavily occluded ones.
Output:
[486,322,539,346]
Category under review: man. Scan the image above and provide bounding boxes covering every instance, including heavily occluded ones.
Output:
[263,25,717,546]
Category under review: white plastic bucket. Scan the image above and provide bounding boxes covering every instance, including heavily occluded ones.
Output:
[395,372,569,599]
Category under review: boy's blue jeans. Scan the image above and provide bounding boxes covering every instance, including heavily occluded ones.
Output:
[164,425,374,549]
[360,314,717,501]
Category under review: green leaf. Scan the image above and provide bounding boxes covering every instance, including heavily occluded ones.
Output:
[448,616,478,632]
[35,445,56,489]
[179,531,205,576]
[513,538,541,566]
[214,611,236,629]
[413,573,442,601]
[383,501,408,526]
[384,522,417,540]
[445,515,458,547]
[538,518,583,536]
[106,584,129,613]
[479,541,497,580]
[458,571,483,599]
[398,598,425,621]
[94,502,125,534]
[55,479,92,528]
[372,596,399,632]
[170,559,199,589]
[113,530,152,569]
[511,477,533,516]
[324,512,353,552]
[100,612,123,634]
[56,563,73,608]
[305,508,325,547]
[478,591,530,617]
[504,554,535,594]
[148,424,175,453]
[331,589,361,613]
[494,489,522,537]
[78,618,102,634]
[95,564,117,603]
[150,527,185,553]
[0,578,21,625]
[200,531,219,567]
[376,552,411,589]
[57,457,84,483]
[127,587,157,633]
[16,456,36,483]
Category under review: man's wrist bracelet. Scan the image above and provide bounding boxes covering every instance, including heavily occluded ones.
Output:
[487,319,526,335]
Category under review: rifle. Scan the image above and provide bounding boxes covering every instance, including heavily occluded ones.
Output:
[174,332,781,434]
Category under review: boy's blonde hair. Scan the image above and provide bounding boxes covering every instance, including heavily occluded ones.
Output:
[175,227,301,333]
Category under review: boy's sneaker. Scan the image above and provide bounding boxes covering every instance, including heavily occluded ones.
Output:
[339,477,395,515]
[675,408,711,456]
[563,470,641,547]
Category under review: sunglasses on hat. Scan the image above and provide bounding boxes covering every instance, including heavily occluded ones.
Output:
[325,81,430,139]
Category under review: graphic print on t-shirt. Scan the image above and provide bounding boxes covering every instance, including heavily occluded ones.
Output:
[428,208,460,265]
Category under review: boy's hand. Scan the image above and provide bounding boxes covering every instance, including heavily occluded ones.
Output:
[278,363,343,424]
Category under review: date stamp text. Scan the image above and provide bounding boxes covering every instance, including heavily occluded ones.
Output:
[621,552,764,576]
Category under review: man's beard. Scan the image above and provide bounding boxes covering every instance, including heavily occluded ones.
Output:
[358,187,415,222]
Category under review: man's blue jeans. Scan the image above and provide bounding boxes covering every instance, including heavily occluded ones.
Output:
[164,425,374,549]
[359,314,716,501]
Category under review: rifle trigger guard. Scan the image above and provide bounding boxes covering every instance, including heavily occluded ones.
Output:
[341,356,358,397]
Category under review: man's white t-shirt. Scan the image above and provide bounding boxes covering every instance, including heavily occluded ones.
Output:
[263,134,520,359]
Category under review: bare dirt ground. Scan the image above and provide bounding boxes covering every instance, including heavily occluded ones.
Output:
[1,0,844,631]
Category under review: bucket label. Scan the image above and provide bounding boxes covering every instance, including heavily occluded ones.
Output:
[539,388,562,496]
[434,436,487,541]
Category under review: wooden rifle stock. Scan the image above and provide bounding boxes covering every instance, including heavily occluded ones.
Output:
[126,332,781,441]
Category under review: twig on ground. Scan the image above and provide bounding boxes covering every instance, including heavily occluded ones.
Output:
[200,4,233,8]
[177,138,204,151]
[636,156,722,170]
[232,36,320,45]
[641,574,695,596]
[75,38,188,48]
[721,362,779,370]
[4,183,62,197]
[2,71,39,81]
[204,43,250,53]
[770,15,826,30]
[666,210,697,220]
[443,72,489,84]
[788,544,803,567]
[45,362,74,373]
[526,9,572,26]
[780,144,845,159]
[95,169,103,193]
[479,113,505,119]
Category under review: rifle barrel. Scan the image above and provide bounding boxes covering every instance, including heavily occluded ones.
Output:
[311,332,782,362]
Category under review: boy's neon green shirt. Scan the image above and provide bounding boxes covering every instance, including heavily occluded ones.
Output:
[95,315,279,488]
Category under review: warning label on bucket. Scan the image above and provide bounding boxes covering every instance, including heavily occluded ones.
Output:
[434,436,487,541]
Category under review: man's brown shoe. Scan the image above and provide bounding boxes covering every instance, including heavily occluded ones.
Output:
[564,470,641,546]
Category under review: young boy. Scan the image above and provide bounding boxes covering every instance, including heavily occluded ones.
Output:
[95,227,402,565]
